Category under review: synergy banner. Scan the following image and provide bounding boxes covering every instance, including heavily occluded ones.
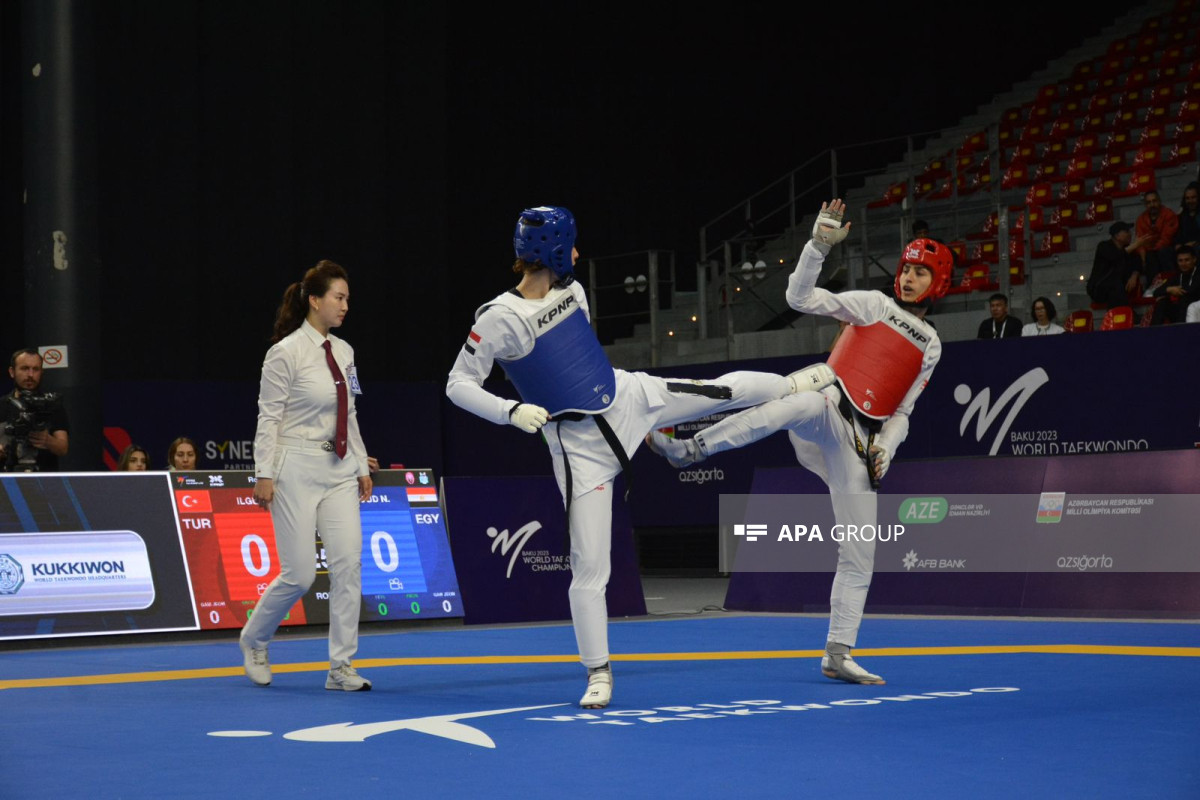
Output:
[719,492,1200,573]
[0,473,198,640]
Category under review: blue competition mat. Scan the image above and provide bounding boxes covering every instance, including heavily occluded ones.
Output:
[2,616,1197,799]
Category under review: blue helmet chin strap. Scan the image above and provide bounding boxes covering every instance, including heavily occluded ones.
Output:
[513,206,577,279]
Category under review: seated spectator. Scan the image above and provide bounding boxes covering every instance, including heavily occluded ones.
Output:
[1135,190,1179,279]
[1175,181,1199,253]
[1088,221,1146,309]
[167,436,198,470]
[1022,297,1065,336]
[976,293,1022,339]
[117,444,150,471]
[1151,245,1200,325]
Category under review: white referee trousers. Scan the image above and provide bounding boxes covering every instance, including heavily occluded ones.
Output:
[695,387,877,648]
[241,445,364,667]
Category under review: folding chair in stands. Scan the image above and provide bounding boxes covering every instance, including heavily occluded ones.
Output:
[1065,310,1093,333]
[1100,306,1134,330]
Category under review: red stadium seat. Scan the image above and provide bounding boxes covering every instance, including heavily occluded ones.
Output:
[1033,228,1070,258]
[1100,306,1134,330]
[1028,204,1060,232]
[1179,97,1200,122]
[1139,124,1168,145]
[1175,119,1199,144]
[1001,163,1032,189]
[1131,144,1162,169]
[1065,155,1097,180]
[867,181,906,208]
[1092,172,1121,198]
[1010,208,1026,236]
[1082,197,1114,225]
[968,240,999,265]
[1079,113,1110,136]
[1008,258,1026,286]
[1164,138,1196,166]
[1058,201,1085,228]
[1073,133,1103,155]
[959,130,988,155]
[1025,182,1056,206]
[963,263,998,293]
[1114,169,1155,198]
[967,212,998,241]
[1059,177,1091,202]
[1065,310,1093,333]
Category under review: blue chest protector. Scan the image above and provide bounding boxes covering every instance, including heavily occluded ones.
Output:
[488,288,617,416]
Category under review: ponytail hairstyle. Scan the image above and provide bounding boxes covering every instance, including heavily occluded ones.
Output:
[271,260,350,342]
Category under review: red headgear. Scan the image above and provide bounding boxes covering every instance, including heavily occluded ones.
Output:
[895,238,954,304]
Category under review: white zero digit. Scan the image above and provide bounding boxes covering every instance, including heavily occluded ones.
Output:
[370,530,399,573]
[209,610,221,624]
[442,600,452,613]
[241,534,271,577]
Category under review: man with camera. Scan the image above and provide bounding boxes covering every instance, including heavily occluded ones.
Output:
[1,349,69,472]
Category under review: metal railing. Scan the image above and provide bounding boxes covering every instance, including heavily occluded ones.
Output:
[583,250,676,367]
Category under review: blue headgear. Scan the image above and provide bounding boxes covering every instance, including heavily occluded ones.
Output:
[513,206,577,279]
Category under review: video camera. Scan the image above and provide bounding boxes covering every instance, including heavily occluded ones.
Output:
[1,390,61,471]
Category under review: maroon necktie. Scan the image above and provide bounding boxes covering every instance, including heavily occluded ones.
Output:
[322,340,348,459]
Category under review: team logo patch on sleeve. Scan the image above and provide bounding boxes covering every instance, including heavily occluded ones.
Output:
[464,330,482,355]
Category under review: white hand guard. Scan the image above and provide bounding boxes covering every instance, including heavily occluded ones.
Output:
[508,403,549,433]
[788,363,837,394]
[812,205,849,251]
[869,445,891,481]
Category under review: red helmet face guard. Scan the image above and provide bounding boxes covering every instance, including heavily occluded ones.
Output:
[896,238,954,304]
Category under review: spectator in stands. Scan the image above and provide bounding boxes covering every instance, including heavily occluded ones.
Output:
[167,436,198,470]
[1151,245,1200,325]
[1088,221,1145,309]
[1135,190,1179,280]
[1022,297,1065,336]
[976,293,1021,339]
[1174,182,1199,253]
[117,444,149,471]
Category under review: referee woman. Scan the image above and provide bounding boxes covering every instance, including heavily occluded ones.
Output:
[239,260,374,691]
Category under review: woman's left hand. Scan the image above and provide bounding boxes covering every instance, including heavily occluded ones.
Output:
[358,474,373,502]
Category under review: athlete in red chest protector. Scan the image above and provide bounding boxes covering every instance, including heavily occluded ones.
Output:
[648,199,952,685]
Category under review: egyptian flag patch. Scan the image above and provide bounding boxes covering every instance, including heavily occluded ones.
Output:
[464,330,482,355]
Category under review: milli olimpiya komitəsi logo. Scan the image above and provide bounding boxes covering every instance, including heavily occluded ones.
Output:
[0,554,24,595]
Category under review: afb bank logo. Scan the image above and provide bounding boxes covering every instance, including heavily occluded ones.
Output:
[0,554,25,594]
[954,367,1049,456]
[487,521,542,579]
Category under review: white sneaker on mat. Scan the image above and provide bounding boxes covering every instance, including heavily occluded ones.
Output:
[325,665,373,692]
[239,638,271,687]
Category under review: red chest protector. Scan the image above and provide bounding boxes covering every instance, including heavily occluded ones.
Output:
[827,310,932,419]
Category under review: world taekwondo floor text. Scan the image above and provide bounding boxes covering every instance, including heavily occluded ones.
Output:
[3,591,1196,799]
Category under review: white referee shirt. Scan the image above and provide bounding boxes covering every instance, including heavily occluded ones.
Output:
[254,319,369,479]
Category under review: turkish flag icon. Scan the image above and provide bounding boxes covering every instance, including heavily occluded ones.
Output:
[176,490,213,513]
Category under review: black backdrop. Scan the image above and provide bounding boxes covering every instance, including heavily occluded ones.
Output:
[1,1,1123,383]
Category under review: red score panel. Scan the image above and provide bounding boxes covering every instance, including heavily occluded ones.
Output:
[174,487,307,630]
